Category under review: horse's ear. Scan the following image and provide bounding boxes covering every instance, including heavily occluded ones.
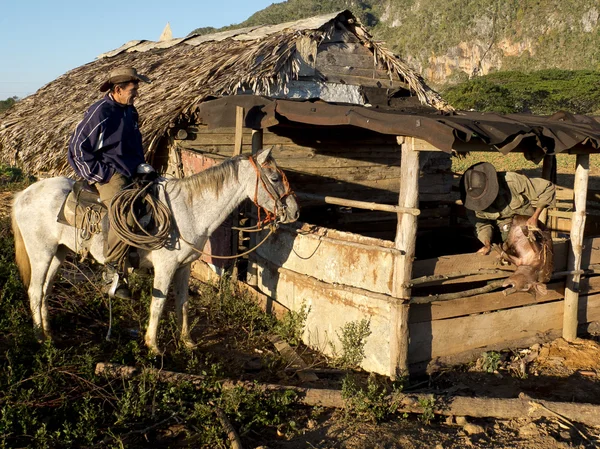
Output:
[256,147,273,165]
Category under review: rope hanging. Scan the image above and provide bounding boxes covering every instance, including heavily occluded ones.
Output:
[108,182,172,251]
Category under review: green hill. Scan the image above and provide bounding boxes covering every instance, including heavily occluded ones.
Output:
[191,0,600,84]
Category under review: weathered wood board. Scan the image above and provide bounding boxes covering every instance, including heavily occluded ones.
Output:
[409,292,600,365]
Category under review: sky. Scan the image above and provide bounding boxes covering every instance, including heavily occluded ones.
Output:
[0,0,283,99]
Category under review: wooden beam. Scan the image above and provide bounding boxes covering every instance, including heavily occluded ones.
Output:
[542,154,557,232]
[233,106,244,156]
[389,136,418,378]
[96,362,600,428]
[231,106,245,278]
[409,138,502,153]
[563,154,589,341]
[295,191,420,215]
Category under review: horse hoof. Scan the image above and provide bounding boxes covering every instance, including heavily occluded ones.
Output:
[148,345,164,356]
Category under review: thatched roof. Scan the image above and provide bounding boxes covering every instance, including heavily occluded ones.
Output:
[0,10,450,176]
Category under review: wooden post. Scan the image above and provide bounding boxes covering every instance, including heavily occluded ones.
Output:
[231,107,245,280]
[233,106,244,156]
[246,129,264,287]
[251,129,263,155]
[542,154,557,233]
[563,154,589,341]
[390,136,419,378]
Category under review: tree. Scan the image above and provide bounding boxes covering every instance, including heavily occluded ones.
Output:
[0,96,18,114]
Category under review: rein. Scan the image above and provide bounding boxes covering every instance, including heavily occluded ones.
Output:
[248,155,294,228]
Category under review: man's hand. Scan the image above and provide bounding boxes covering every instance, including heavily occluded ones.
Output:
[527,207,544,228]
[477,242,492,255]
[526,214,539,228]
[136,163,158,183]
[136,163,155,174]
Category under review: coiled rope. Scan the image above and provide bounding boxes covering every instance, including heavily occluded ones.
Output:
[108,182,172,250]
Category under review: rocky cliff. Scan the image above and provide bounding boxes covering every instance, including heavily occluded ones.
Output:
[232,0,600,86]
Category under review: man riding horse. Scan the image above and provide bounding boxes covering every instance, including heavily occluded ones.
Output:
[67,66,156,299]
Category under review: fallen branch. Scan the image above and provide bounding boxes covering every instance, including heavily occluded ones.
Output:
[96,362,600,428]
[409,268,513,286]
[410,280,506,304]
[215,407,244,449]
[268,334,318,383]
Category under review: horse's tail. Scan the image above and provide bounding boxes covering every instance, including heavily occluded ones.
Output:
[11,193,31,289]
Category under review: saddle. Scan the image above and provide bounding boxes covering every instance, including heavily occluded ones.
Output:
[57,180,106,234]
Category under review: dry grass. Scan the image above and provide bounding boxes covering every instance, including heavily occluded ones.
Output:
[0,191,12,218]
[452,152,600,189]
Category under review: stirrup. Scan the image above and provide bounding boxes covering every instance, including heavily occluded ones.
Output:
[105,267,131,300]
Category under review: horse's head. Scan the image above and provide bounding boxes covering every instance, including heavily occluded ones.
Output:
[248,148,299,224]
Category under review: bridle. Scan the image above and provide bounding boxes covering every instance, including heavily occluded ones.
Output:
[247,154,295,228]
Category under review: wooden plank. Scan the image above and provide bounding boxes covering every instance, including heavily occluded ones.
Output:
[233,106,244,156]
[317,64,402,81]
[294,35,317,77]
[564,154,590,341]
[411,239,586,284]
[409,291,600,364]
[410,276,600,323]
[268,334,319,383]
[320,73,408,90]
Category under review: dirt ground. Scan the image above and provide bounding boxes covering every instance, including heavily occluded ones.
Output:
[250,336,600,449]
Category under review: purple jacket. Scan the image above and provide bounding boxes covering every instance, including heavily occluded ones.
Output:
[68,94,146,183]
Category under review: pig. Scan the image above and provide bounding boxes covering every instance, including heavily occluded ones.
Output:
[498,215,554,297]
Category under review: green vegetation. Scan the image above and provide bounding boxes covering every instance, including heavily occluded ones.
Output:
[481,351,502,373]
[341,374,401,422]
[188,0,373,35]
[442,70,600,114]
[331,318,372,369]
[0,96,18,114]
[417,397,436,425]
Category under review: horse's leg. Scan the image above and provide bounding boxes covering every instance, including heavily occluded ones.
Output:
[173,265,195,348]
[40,247,68,336]
[28,250,57,341]
[144,263,178,354]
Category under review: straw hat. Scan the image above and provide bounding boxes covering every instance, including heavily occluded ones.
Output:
[99,67,151,92]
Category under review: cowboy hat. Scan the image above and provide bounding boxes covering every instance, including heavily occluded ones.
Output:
[99,67,151,92]
[459,162,499,211]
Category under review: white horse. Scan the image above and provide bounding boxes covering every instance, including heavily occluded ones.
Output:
[11,148,299,353]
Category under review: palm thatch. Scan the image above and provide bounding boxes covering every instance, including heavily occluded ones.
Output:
[0,10,450,176]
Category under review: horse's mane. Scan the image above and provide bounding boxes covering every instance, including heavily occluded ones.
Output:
[169,155,243,199]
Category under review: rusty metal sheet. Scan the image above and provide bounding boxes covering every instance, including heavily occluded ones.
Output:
[255,260,393,375]
[262,100,600,156]
[192,96,600,157]
[255,223,397,296]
